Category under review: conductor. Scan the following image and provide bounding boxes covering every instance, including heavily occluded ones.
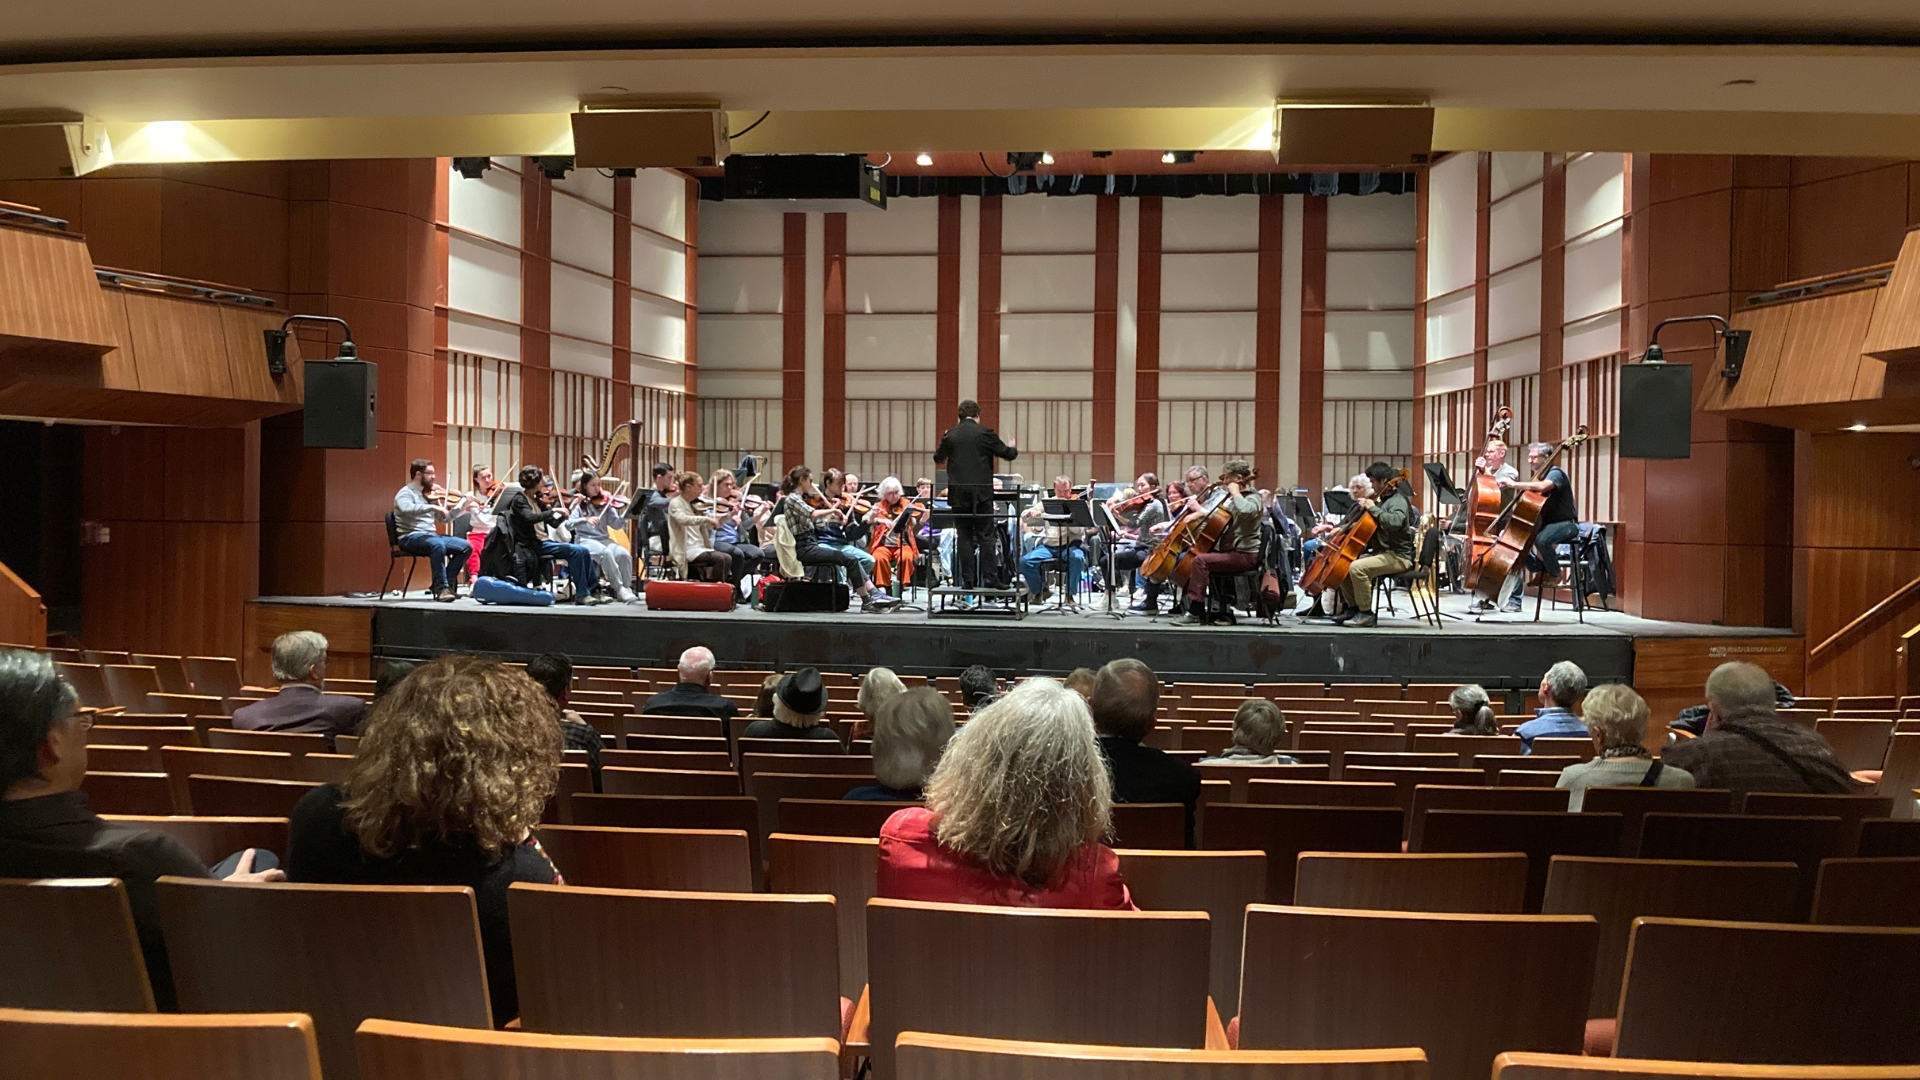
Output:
[933,399,1017,592]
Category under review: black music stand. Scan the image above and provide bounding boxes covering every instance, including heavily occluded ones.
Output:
[1090,501,1130,620]
[1424,462,1466,506]
[1323,489,1357,518]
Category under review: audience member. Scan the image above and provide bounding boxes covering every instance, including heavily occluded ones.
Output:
[230,631,366,749]
[524,652,605,789]
[754,673,781,718]
[1555,684,1695,809]
[858,667,908,718]
[373,657,419,700]
[848,687,954,801]
[1661,661,1859,794]
[0,651,281,1010]
[1515,660,1589,753]
[741,668,843,746]
[1063,667,1096,701]
[1447,684,1501,735]
[877,678,1133,908]
[640,646,738,721]
[958,664,1001,709]
[1090,658,1200,845]
[1197,699,1296,765]
[287,656,561,1024]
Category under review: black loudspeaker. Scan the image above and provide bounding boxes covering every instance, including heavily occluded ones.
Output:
[1619,362,1693,459]
[762,581,851,613]
[304,360,378,450]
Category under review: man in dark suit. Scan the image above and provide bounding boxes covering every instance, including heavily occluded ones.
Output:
[933,399,1016,591]
[640,645,738,722]
[230,631,366,749]
[1090,657,1200,846]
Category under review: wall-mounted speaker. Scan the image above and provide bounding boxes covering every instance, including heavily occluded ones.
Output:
[305,360,378,450]
[1619,362,1693,459]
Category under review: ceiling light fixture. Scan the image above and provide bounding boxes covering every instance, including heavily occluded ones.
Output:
[1040,152,1054,166]
[915,152,933,167]
[1848,423,1868,432]
[1161,151,1176,164]
[1162,151,1198,165]
[1723,78,1757,86]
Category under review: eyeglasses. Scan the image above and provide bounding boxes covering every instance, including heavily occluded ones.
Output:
[70,713,94,733]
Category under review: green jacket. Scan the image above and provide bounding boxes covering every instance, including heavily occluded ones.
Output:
[1370,487,1417,561]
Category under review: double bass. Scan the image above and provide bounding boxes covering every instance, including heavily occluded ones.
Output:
[1140,468,1257,586]
[1466,406,1514,569]
[1298,469,1409,594]
[1466,427,1589,602]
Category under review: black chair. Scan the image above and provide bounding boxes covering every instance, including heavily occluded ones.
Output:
[1207,521,1278,625]
[1381,522,1446,627]
[380,511,422,599]
[1532,524,1609,623]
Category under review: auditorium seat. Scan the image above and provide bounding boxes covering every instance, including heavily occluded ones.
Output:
[1540,856,1798,1018]
[186,776,323,818]
[1108,802,1186,849]
[1741,792,1894,856]
[86,744,162,772]
[0,879,155,1012]
[0,1008,322,1080]
[1857,734,1920,818]
[1810,856,1920,926]
[1637,812,1842,916]
[1116,848,1266,1014]
[778,798,915,838]
[1344,752,1461,773]
[1196,763,1332,800]
[570,794,763,884]
[184,657,244,699]
[333,734,359,755]
[355,1018,842,1080]
[1475,755,1579,782]
[864,898,1212,1079]
[91,724,198,750]
[1296,732,1405,775]
[1499,770,1565,787]
[1255,682,1326,698]
[1577,787,1737,856]
[100,814,290,867]
[1528,738,1596,762]
[160,746,306,814]
[103,664,164,711]
[1415,810,1623,911]
[602,766,743,797]
[131,653,193,695]
[1411,734,1523,764]
[538,763,593,825]
[81,771,176,815]
[748,773,875,850]
[597,748,730,772]
[768,833,879,1000]
[1343,767,1487,815]
[1409,786,1570,848]
[1179,727,1237,755]
[738,737,847,758]
[1858,817,1920,856]
[1298,719,1397,734]
[205,728,330,755]
[507,883,847,1040]
[742,753,876,779]
[1245,779,1398,807]
[1611,917,1920,1064]
[1292,851,1529,913]
[1235,905,1596,1080]
[1494,1051,1920,1080]
[625,714,728,740]
[534,824,753,892]
[624,733,731,755]
[1816,719,1896,773]
[1201,803,1404,902]
[896,1031,1429,1080]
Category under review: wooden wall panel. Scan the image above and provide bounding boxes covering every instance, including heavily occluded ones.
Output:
[1788,163,1911,282]
[782,212,807,468]
[977,196,1002,428]
[1092,196,1119,481]
[159,180,290,299]
[823,212,846,469]
[1297,196,1327,499]
[1254,194,1284,485]
[244,601,373,684]
[1133,198,1162,480]
[935,195,961,422]
[0,226,118,356]
[1633,634,1806,722]
[1646,189,1732,304]
[1798,431,1920,695]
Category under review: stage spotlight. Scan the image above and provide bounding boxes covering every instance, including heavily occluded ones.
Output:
[1040,152,1054,165]
[915,152,933,166]
[1006,151,1044,173]
[452,157,492,179]
[1161,150,1198,165]
[1161,151,1176,163]
[534,155,574,180]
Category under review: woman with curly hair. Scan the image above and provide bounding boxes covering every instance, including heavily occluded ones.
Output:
[286,654,563,1023]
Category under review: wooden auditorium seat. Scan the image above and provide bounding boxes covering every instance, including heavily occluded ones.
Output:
[1577,787,1737,856]
[602,749,731,772]
[1636,812,1843,915]
[1201,803,1404,902]
[1180,727,1237,756]
[0,1008,322,1080]
[624,714,729,740]
[1810,856,1920,926]
[185,775,321,818]
[1741,792,1895,856]
[768,833,879,1001]
[1414,810,1623,911]
[1857,817,1920,856]
[779,798,918,837]
[1115,848,1266,1015]
[533,824,754,892]
[0,878,155,1012]
[1245,779,1399,807]
[1528,737,1596,762]
[1342,767,1487,816]
[1295,732,1407,776]
[90,725,198,750]
[1410,734,1524,765]
[159,746,306,814]
[1408,786,1571,847]
[1343,753,1461,773]
[742,753,877,779]
[507,883,846,1039]
[1235,905,1597,1080]
[737,737,847,758]
[131,652,193,694]
[80,771,175,815]
[1108,802,1186,849]
[102,664,164,711]
[146,693,224,718]
[1494,1052,1920,1080]
[355,1019,842,1080]
[623,733,730,755]
[56,662,118,711]
[204,728,330,755]
[569,794,763,881]
[1499,770,1565,787]
[156,877,492,1080]
[85,744,161,772]
[184,656,243,700]
[864,898,1213,1080]
[1857,733,1920,818]
[1474,755,1580,782]
[895,1032,1431,1080]
[1196,763,1332,800]
[100,815,289,866]
[1816,718,1897,774]
[601,766,743,797]
[1292,852,1529,914]
[748,773,876,848]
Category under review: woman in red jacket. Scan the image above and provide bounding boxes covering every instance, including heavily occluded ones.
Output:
[877,676,1133,910]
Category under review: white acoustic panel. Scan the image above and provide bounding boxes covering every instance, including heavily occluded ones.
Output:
[633,228,688,302]
[448,164,521,247]
[1425,290,1475,364]
[1563,222,1624,323]
[1001,254,1096,313]
[1000,313,1093,370]
[1158,370,1257,400]
[1426,153,1478,299]
[1160,253,1259,311]
[1325,311,1414,371]
[1563,308,1624,364]
[1424,354,1476,396]
[1565,152,1626,239]
[1323,370,1416,399]
[845,371,939,398]
[550,264,615,346]
[631,168,688,241]
[446,310,520,363]
[1000,195,1096,253]
[1326,194,1416,250]
[695,314,782,370]
[847,314,939,370]
[696,370,784,399]
[1159,312,1258,370]
[1488,183,1543,274]
[550,167,614,210]
[448,233,521,324]
[631,353,688,393]
[846,255,938,313]
[1487,260,1542,344]
[551,335,614,380]
[698,203,784,255]
[847,197,939,254]
[1489,153,1544,202]
[551,193,615,278]
[1327,250,1415,310]
[1161,196,1259,252]
[1001,370,1094,399]
[631,291,688,362]
[1487,336,1541,382]
[698,256,783,314]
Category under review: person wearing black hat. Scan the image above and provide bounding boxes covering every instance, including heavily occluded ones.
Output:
[629,463,676,564]
[741,668,844,747]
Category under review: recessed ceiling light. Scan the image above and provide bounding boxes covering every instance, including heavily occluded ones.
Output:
[598,85,628,93]
[1848,423,1868,431]
[1161,151,1176,164]
[915,152,933,167]
[1040,152,1054,166]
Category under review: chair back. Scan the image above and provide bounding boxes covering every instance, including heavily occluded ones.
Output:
[603,749,734,772]
[778,798,919,837]
[1409,786,1570,848]
[1540,856,1799,1018]
[534,825,753,892]
[1859,817,1920,856]
[0,878,154,1011]
[738,737,846,757]
[55,662,115,709]
[768,833,879,1000]
[354,1018,841,1080]
[100,814,289,867]
[81,771,177,815]
[1115,848,1266,1014]
[1494,1051,1920,1080]
[1295,732,1407,776]
[1637,812,1843,916]
[186,776,322,818]
[205,728,331,755]
[896,1032,1430,1080]
[1246,779,1398,807]
[103,665,164,711]
[1410,734,1523,764]
[1811,856,1920,926]
[1237,905,1596,1080]
[602,766,742,797]
[1343,767,1487,816]
[161,746,305,814]
[1529,738,1595,761]
[507,883,842,1038]
[184,657,243,700]
[624,714,728,739]
[1577,786,1737,855]
[1201,803,1404,903]
[131,653,193,695]
[0,1008,322,1080]
[867,898,1211,1080]
[743,753,879,779]
[146,693,225,717]
[1614,917,1920,1064]
[86,745,162,772]
[1741,792,1895,856]
[1413,810,1623,911]
[1815,719,1896,773]
[1108,802,1185,849]
[1869,734,1920,817]
[1293,852,1529,914]
[570,794,763,884]
[157,877,492,1080]
[1345,753,1461,773]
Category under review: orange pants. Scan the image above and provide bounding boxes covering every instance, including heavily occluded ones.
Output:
[870,543,916,590]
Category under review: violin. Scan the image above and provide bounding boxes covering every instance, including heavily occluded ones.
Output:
[1110,486,1161,513]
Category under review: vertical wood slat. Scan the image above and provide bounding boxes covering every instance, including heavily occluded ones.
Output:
[1255,194,1286,485]
[1134,198,1163,481]
[682,175,699,473]
[519,161,553,470]
[822,213,847,469]
[781,212,807,469]
[1472,152,1493,432]
[1092,195,1119,481]
[1538,154,1567,444]
[936,195,962,423]
[1297,196,1328,500]
[977,196,1003,429]
[1413,167,1430,504]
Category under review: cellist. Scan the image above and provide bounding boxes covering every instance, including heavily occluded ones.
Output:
[1490,441,1580,613]
[1332,461,1417,629]
[1177,459,1264,627]
[1300,472,1369,620]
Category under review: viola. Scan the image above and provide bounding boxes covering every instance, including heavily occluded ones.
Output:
[1467,428,1588,602]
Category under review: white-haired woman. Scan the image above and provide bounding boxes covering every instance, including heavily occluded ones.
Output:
[877,677,1133,909]
[1555,684,1694,810]
[848,687,954,802]
[857,666,908,719]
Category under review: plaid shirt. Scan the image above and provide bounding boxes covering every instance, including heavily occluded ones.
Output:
[560,710,605,790]
[1660,719,1861,795]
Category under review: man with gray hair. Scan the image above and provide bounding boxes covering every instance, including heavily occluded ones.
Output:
[640,645,737,722]
[229,631,366,748]
[1091,658,1200,844]
[1661,661,1858,794]
[1515,660,1590,753]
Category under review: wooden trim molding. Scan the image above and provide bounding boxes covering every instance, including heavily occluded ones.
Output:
[1255,193,1285,485]
[977,195,1002,429]
[1092,195,1120,481]
[1297,195,1328,497]
[1134,197,1162,480]
[782,212,807,469]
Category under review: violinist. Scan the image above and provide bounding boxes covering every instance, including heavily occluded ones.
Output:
[533,472,605,604]
[812,469,879,586]
[1177,460,1263,627]
[392,459,470,602]
[864,476,923,594]
[1018,475,1089,604]
[1490,441,1579,614]
[460,464,505,584]
[1108,472,1169,615]
[667,470,732,589]
[1332,461,1416,629]
[776,466,900,613]
[567,470,636,603]
[710,469,771,602]
[840,473,872,549]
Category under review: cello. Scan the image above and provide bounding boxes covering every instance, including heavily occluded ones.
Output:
[1466,427,1589,602]
[1140,467,1257,586]
[1298,469,1408,594]
[1466,406,1514,570]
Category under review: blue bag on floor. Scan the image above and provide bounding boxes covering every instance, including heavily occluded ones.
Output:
[471,575,555,606]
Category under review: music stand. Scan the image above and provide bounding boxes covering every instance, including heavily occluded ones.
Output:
[1323,489,1357,518]
[1423,462,1465,506]
[1035,499,1095,613]
[1090,501,1130,620]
